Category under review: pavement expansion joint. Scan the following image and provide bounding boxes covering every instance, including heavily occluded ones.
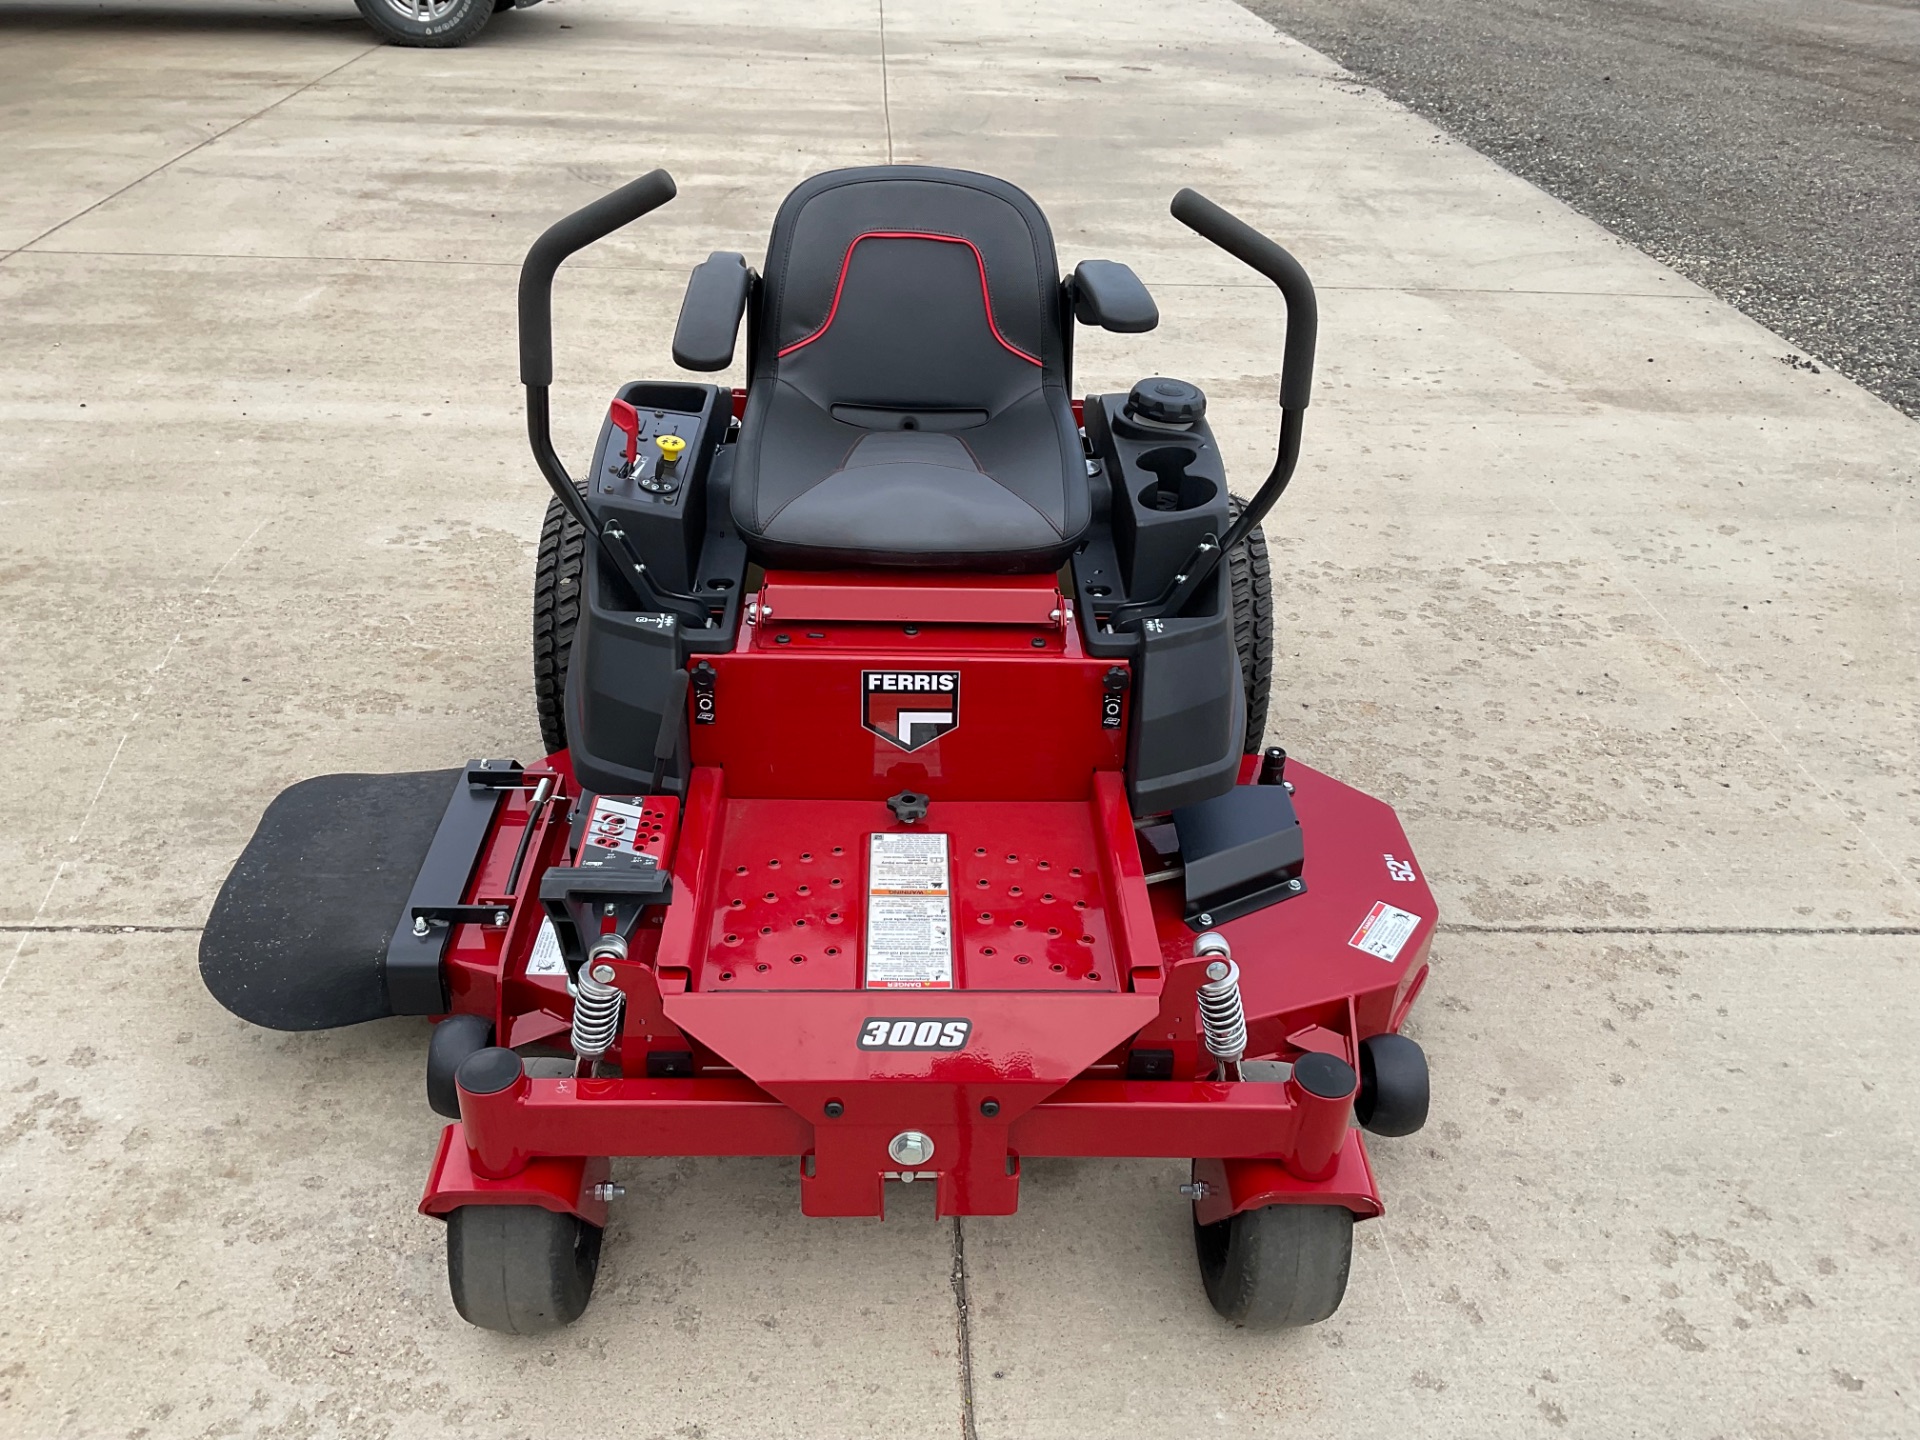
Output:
[0,923,207,935]
[1444,923,1920,937]
[950,1216,978,1440]
[17,248,692,274]
[1,46,378,266]
[9,922,1913,937]
[878,0,895,165]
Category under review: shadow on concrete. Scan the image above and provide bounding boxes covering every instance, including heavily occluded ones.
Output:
[0,1,536,46]
[0,2,368,39]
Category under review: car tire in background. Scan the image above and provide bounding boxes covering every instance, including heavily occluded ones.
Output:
[355,0,499,47]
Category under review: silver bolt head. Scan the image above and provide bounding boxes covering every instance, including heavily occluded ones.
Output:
[1205,960,1230,981]
[411,916,430,937]
[888,1130,935,1167]
[588,1182,626,1201]
[1178,1181,1212,1199]
[590,962,617,983]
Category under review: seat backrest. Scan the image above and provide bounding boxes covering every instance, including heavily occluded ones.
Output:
[754,167,1068,416]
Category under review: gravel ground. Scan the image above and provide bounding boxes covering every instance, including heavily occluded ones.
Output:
[1240,0,1920,417]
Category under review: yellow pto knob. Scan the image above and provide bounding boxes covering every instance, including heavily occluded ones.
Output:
[655,433,688,466]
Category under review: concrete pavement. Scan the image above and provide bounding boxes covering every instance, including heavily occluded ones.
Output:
[1,1,1916,1436]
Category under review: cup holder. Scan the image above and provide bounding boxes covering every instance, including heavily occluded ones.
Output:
[1137,447,1217,512]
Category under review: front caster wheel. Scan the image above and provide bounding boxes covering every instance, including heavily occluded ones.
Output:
[446,1204,602,1334]
[1194,1201,1353,1330]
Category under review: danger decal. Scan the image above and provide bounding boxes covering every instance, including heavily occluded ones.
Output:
[865,831,954,989]
[861,670,960,752]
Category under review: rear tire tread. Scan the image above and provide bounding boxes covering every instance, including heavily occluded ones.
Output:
[532,488,586,756]
[1227,496,1274,752]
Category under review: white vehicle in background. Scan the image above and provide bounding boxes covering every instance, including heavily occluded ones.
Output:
[354,0,539,46]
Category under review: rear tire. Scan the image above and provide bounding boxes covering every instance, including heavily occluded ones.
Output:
[1226,497,1273,752]
[354,0,494,47]
[533,487,586,756]
[447,1204,602,1333]
[1194,1200,1352,1330]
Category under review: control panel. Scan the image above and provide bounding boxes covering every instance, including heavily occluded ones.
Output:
[600,398,698,501]
[586,381,726,595]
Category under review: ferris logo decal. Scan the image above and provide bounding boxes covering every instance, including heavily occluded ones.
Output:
[858,1017,972,1051]
[861,670,960,752]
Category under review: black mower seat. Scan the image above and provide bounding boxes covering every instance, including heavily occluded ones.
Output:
[732,167,1088,572]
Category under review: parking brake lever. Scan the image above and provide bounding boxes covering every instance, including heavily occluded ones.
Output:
[609,399,641,473]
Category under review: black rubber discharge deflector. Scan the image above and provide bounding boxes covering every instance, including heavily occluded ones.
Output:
[199,769,460,1030]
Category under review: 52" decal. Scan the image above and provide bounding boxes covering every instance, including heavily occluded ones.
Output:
[858,1018,971,1051]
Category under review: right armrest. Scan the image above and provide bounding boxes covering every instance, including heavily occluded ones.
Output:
[672,252,752,371]
[1070,259,1159,333]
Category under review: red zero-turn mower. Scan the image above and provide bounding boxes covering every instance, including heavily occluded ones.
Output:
[201,167,1434,1334]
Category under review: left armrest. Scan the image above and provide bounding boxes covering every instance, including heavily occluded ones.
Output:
[673,252,753,371]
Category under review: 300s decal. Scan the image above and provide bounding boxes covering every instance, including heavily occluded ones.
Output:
[858,1017,972,1051]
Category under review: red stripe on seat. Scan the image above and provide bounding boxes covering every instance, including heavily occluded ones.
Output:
[776,230,1042,365]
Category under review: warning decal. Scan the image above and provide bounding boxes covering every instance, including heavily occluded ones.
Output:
[1349,901,1422,964]
[864,832,954,990]
[527,917,566,977]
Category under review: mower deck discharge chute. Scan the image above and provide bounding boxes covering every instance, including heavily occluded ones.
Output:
[202,166,1435,1335]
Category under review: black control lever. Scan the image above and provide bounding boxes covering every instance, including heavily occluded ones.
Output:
[518,169,710,629]
[1111,190,1318,630]
[648,667,692,797]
